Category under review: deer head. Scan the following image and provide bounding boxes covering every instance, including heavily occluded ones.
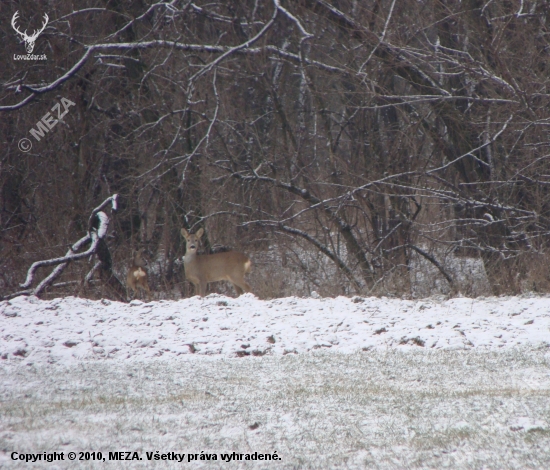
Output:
[11,11,49,54]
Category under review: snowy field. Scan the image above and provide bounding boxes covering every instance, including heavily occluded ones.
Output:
[2,293,550,361]
[1,294,550,468]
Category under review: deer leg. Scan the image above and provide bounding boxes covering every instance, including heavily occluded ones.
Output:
[232,277,251,296]
[232,283,244,296]
[143,282,152,302]
[199,280,207,297]
[238,280,251,293]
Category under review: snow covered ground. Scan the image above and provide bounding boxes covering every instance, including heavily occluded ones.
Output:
[1,293,550,362]
[1,294,550,468]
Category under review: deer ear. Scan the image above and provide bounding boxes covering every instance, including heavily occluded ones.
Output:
[196,228,204,239]
[181,228,189,238]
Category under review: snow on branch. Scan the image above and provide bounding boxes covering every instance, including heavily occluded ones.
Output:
[0,12,346,112]
[88,194,118,232]
[20,234,94,289]
[187,1,278,85]
[274,0,313,40]
[17,195,118,297]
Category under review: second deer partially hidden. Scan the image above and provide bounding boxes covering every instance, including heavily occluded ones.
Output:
[181,228,252,297]
[127,248,152,301]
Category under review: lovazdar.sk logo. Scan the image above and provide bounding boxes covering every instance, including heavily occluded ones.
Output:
[11,10,48,60]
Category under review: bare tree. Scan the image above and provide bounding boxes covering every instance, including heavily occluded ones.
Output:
[2,0,550,299]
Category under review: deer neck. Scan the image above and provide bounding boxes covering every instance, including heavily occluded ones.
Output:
[184,250,198,265]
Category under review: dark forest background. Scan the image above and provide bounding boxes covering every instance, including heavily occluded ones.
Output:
[2,0,550,300]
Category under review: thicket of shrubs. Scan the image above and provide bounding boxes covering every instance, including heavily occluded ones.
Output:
[2,0,550,299]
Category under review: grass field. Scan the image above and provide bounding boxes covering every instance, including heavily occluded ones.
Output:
[1,349,550,468]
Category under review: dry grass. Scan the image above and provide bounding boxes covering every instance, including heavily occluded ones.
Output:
[1,349,550,468]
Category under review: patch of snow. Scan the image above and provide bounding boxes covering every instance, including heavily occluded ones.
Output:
[1,294,549,365]
[508,417,548,432]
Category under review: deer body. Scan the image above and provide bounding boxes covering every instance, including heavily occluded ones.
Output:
[127,248,151,301]
[181,228,252,297]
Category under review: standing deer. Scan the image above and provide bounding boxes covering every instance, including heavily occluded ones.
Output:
[127,248,152,301]
[181,228,252,297]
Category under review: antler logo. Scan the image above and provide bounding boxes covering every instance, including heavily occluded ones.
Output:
[11,11,49,54]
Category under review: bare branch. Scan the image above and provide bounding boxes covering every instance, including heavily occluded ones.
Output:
[408,245,454,287]
[18,194,118,297]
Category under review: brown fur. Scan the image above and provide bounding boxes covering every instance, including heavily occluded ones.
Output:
[126,248,152,301]
[181,228,252,297]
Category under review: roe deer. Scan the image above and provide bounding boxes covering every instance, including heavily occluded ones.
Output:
[181,228,252,297]
[127,248,151,301]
